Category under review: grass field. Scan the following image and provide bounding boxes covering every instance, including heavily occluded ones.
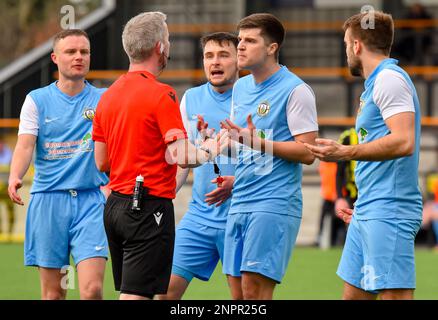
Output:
[0,244,437,300]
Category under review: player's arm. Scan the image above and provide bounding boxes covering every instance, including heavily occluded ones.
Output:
[166,134,229,169]
[221,84,318,165]
[94,141,110,172]
[92,103,111,173]
[269,84,318,164]
[260,132,317,164]
[8,134,36,205]
[347,112,414,160]
[221,116,316,164]
[305,71,415,162]
[175,167,190,193]
[198,115,238,159]
[8,95,38,205]
[305,113,414,161]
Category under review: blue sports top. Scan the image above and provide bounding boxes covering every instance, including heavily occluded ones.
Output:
[23,81,108,193]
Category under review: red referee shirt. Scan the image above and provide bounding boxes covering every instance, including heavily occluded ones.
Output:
[92,71,187,199]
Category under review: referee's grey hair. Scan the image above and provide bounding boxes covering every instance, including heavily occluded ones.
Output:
[122,11,167,63]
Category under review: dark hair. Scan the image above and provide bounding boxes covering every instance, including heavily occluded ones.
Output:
[343,11,394,55]
[53,29,90,49]
[200,32,238,50]
[237,13,285,59]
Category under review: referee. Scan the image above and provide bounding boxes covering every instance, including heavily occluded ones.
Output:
[92,12,229,300]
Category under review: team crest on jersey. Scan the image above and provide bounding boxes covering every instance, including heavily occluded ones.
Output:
[82,108,96,121]
[257,101,270,117]
[357,99,365,115]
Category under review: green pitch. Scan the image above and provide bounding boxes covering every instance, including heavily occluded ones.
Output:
[0,244,437,300]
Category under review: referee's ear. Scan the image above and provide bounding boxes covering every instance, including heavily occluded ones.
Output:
[155,41,163,55]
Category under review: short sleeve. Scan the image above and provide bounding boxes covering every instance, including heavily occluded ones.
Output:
[92,102,105,143]
[286,83,319,136]
[155,88,188,144]
[18,95,39,136]
[373,69,415,120]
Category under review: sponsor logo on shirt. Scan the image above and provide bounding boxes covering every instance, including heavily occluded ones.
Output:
[358,127,368,143]
[43,132,93,160]
[258,130,266,139]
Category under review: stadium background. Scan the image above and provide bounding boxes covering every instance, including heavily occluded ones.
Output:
[0,0,437,299]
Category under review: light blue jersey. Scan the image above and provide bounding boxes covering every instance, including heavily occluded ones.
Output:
[354,59,422,220]
[230,66,305,217]
[182,83,235,229]
[22,81,109,268]
[223,66,317,282]
[172,83,235,282]
[28,81,108,193]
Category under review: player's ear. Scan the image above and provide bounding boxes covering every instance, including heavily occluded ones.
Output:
[268,43,278,56]
[353,39,361,55]
[51,52,58,65]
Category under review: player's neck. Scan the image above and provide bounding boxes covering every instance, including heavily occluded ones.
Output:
[129,58,161,77]
[56,78,86,96]
[362,54,390,79]
[251,62,281,84]
[211,84,232,94]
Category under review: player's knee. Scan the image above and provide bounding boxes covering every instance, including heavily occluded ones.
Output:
[230,289,244,300]
[342,286,375,300]
[242,290,257,300]
[155,289,181,300]
[242,282,261,300]
[81,281,103,300]
[342,291,355,300]
[242,273,274,300]
[379,289,413,300]
[43,290,66,300]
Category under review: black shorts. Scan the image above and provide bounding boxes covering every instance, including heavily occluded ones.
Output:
[104,191,175,298]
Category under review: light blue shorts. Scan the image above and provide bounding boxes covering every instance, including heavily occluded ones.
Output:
[172,216,225,282]
[337,214,421,293]
[25,188,108,269]
[223,211,301,283]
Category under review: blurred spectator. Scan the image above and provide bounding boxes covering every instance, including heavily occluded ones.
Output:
[422,173,438,251]
[317,161,345,248]
[0,140,14,240]
[335,128,358,221]
[392,3,434,64]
